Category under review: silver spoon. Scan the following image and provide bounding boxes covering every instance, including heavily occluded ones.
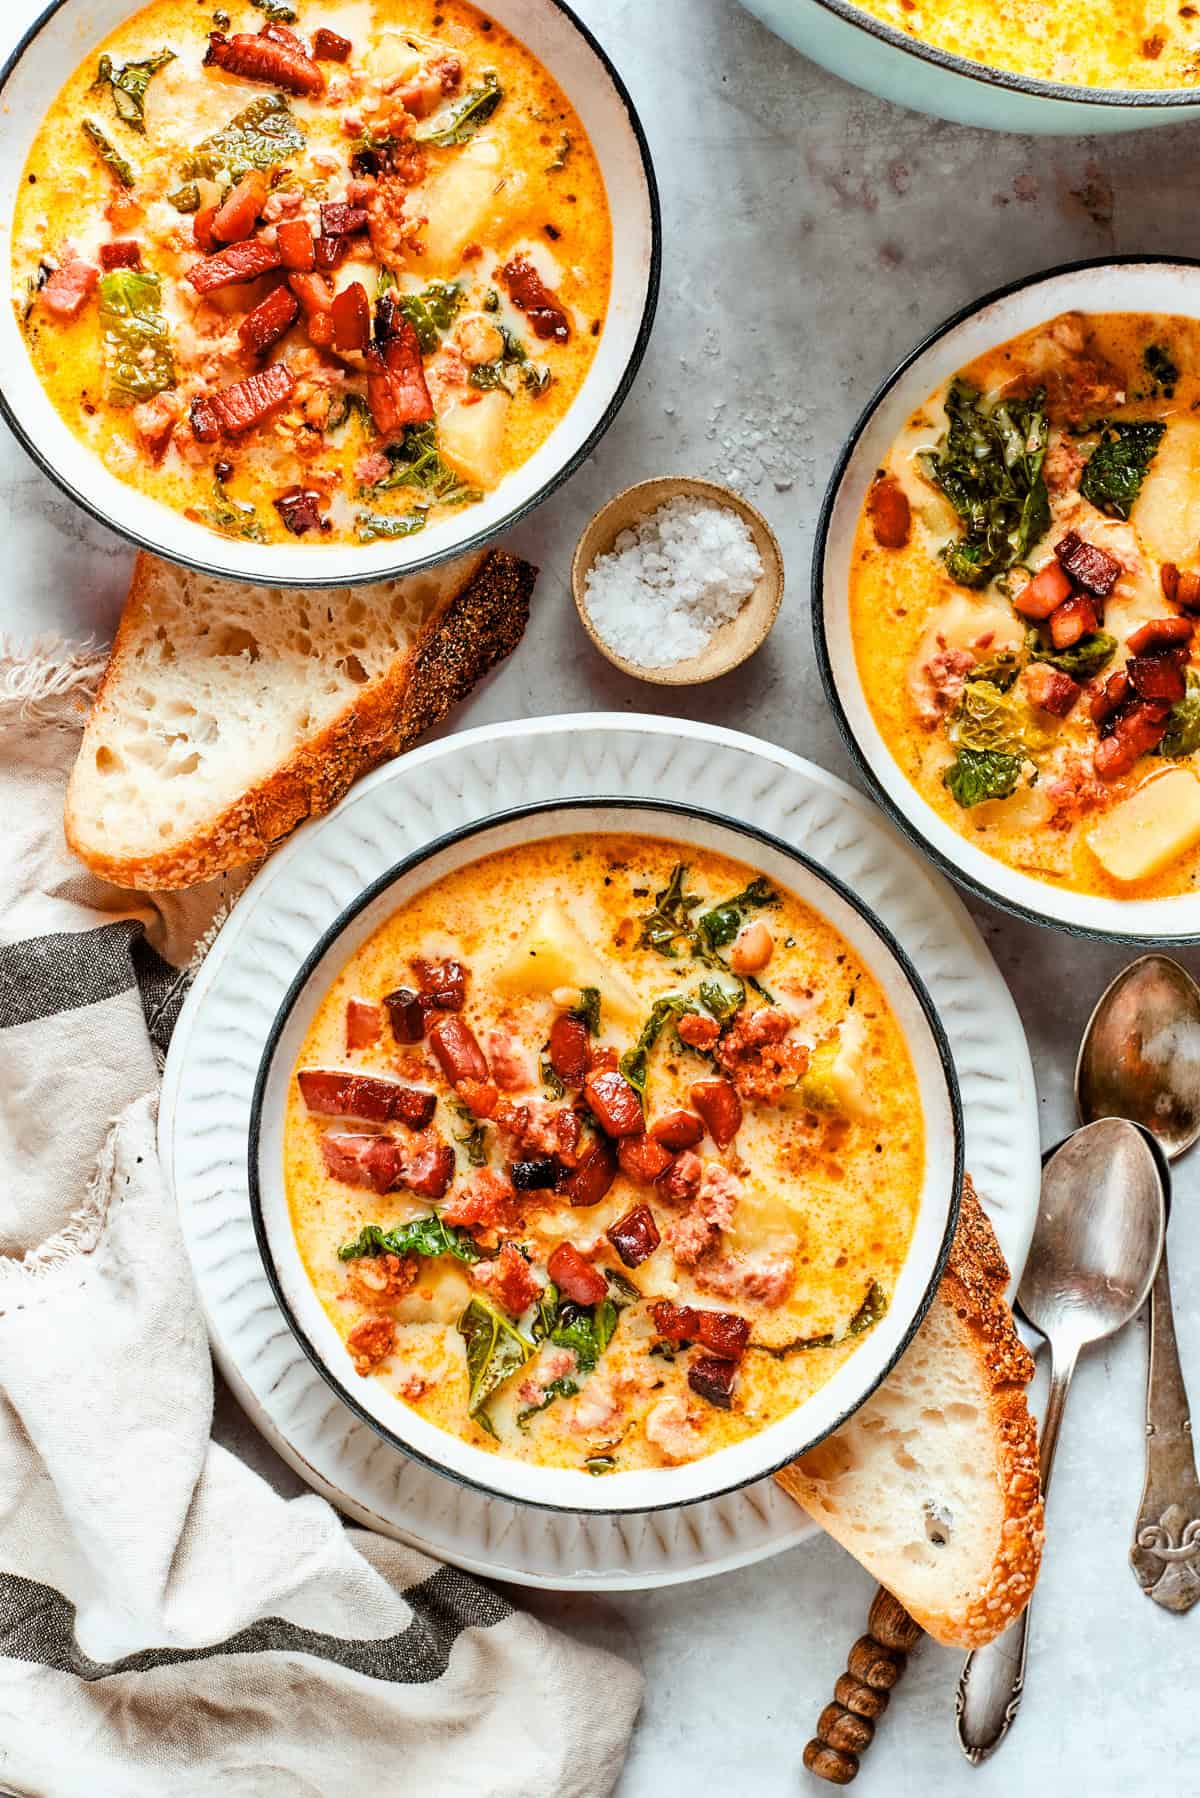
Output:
[956,1119,1165,1762]
[1076,953,1200,1613]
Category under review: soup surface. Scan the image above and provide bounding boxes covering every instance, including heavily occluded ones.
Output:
[851,310,1200,901]
[850,0,1200,90]
[283,834,924,1475]
[12,0,611,546]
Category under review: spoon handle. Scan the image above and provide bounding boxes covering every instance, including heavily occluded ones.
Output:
[1131,1246,1200,1613]
[955,1341,1076,1763]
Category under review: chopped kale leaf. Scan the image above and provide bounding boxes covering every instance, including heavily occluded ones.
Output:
[1079,420,1165,521]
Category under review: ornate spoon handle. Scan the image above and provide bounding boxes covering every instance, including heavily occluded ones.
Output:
[1131,1247,1200,1613]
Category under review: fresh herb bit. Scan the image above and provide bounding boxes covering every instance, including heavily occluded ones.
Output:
[197,476,266,543]
[546,132,573,171]
[338,1215,483,1265]
[82,120,135,189]
[98,269,175,405]
[396,281,463,354]
[920,379,1050,589]
[372,423,482,506]
[483,288,501,313]
[752,1332,834,1357]
[584,1455,616,1475]
[539,1054,566,1099]
[451,1101,488,1167]
[183,92,305,182]
[697,876,778,954]
[376,264,398,296]
[971,647,1022,692]
[636,863,702,958]
[571,986,602,1036]
[166,181,200,213]
[468,325,549,398]
[516,1375,579,1428]
[1024,626,1118,681]
[457,1296,532,1419]
[92,48,174,134]
[355,510,427,543]
[1158,672,1200,760]
[619,995,696,1101]
[848,1281,889,1335]
[698,978,744,1025]
[531,1282,560,1344]
[326,390,373,433]
[1079,420,1166,521]
[417,71,503,146]
[943,746,1024,810]
[606,1268,642,1305]
[1143,342,1179,396]
[250,0,298,21]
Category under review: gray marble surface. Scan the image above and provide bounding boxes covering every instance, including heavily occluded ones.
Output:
[7,0,1200,1790]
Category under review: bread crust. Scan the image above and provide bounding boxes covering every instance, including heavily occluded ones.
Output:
[65,549,534,890]
[775,1179,1044,1649]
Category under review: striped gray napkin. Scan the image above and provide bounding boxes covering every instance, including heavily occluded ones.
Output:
[0,643,641,1798]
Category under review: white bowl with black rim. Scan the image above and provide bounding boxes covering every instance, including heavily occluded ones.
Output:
[814,256,1200,945]
[248,796,964,1515]
[0,0,659,587]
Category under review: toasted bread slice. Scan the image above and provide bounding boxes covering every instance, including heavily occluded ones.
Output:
[65,549,534,890]
[775,1181,1043,1649]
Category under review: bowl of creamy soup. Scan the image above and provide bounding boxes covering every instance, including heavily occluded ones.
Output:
[0,0,658,583]
[249,799,963,1513]
[737,0,1200,134]
[818,259,1200,942]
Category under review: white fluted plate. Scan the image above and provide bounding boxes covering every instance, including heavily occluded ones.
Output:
[161,714,1039,1590]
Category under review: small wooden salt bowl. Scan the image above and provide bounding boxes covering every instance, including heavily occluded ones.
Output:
[571,476,784,686]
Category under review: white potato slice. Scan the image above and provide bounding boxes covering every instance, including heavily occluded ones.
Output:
[437,390,509,491]
[1087,767,1200,884]
[417,136,532,276]
[912,594,1024,662]
[1127,416,1200,568]
[495,899,642,1028]
[794,1011,877,1120]
[366,33,426,81]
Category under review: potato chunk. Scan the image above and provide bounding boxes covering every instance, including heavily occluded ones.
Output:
[1087,767,1200,883]
[1127,416,1200,567]
[417,137,532,276]
[495,900,642,1027]
[437,390,509,491]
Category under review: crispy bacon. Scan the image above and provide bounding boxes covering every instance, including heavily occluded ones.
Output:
[494,1098,581,1164]
[41,258,97,319]
[99,240,141,270]
[1048,594,1099,650]
[237,282,299,354]
[298,1068,437,1127]
[501,255,570,344]
[321,202,369,238]
[1013,560,1072,620]
[689,1080,742,1150]
[312,26,353,59]
[509,1157,558,1190]
[557,1139,617,1208]
[658,1148,702,1202]
[548,1013,590,1085]
[617,1135,674,1183]
[1024,663,1080,717]
[1055,531,1122,598]
[607,1203,660,1268]
[212,170,269,244]
[428,1014,489,1087]
[288,270,330,317]
[131,393,181,461]
[651,1300,750,1360]
[650,1110,705,1151]
[1162,563,1200,612]
[384,986,425,1043]
[866,474,910,549]
[1126,616,1195,656]
[547,1242,608,1307]
[367,316,434,433]
[321,1132,402,1194]
[187,236,282,294]
[399,1131,456,1198]
[190,361,295,441]
[584,1069,643,1138]
[1094,701,1172,780]
[1127,653,1187,703]
[345,998,381,1050]
[688,1355,737,1409]
[274,485,325,535]
[331,280,371,353]
[205,28,326,97]
[414,958,466,1010]
[277,218,315,271]
[193,205,219,254]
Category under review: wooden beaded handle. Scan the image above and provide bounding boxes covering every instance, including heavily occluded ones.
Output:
[802,1588,923,1785]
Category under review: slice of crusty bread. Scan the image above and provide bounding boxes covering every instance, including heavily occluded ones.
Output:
[65,548,534,890]
[775,1180,1043,1649]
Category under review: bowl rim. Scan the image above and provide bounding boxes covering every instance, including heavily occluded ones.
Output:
[246,793,965,1515]
[801,0,1200,108]
[812,253,1200,947]
[0,0,662,589]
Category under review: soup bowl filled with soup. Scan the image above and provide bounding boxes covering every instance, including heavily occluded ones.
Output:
[249,800,962,1513]
[0,0,658,583]
[818,259,1200,942]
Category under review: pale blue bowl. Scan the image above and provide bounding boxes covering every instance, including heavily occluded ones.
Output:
[741,0,1200,133]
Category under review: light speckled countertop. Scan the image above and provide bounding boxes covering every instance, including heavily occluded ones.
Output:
[6,1,1200,1790]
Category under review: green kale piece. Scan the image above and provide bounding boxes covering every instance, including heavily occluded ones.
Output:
[417,71,503,145]
[1143,343,1179,396]
[457,1297,532,1420]
[942,746,1023,810]
[82,120,135,189]
[355,511,427,543]
[848,1281,889,1335]
[572,987,602,1036]
[1025,627,1118,682]
[451,1101,488,1167]
[619,995,696,1101]
[182,92,305,182]
[1158,673,1200,761]
[250,0,298,21]
[468,325,549,398]
[92,48,174,134]
[371,423,482,507]
[1079,420,1166,520]
[396,281,463,354]
[515,1375,579,1429]
[951,679,1030,756]
[920,379,1050,589]
[197,476,266,543]
[338,1215,483,1265]
[98,269,175,405]
[697,875,778,953]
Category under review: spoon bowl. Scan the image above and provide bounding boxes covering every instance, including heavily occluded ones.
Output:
[1076,954,1200,1162]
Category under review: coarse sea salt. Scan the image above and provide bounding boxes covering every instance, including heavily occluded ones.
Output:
[583,496,764,669]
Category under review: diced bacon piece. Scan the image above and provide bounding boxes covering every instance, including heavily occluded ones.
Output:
[651,1110,705,1151]
[288,272,330,318]
[1055,530,1122,598]
[472,1241,539,1316]
[368,319,434,433]
[212,170,270,244]
[391,56,462,116]
[911,646,975,727]
[298,1068,437,1127]
[557,1139,617,1208]
[644,1394,704,1463]
[1089,669,1130,727]
[237,282,299,354]
[356,449,392,486]
[457,1078,499,1120]
[193,205,219,253]
[187,236,283,293]
[697,1250,796,1309]
[607,1203,660,1267]
[548,1013,590,1085]
[486,1027,533,1093]
[494,1098,581,1163]
[274,485,325,535]
[205,28,326,97]
[312,26,352,60]
[384,986,425,1043]
[131,392,181,462]
[413,958,466,1010]
[277,217,315,271]
[689,1079,742,1149]
[320,202,369,238]
[99,239,141,270]
[867,474,911,549]
[584,1068,643,1137]
[344,1251,418,1307]
[677,1013,720,1051]
[428,1014,489,1087]
[331,280,371,353]
[41,258,98,319]
[321,1131,402,1194]
[314,233,350,272]
[347,1314,395,1374]
[1127,654,1187,703]
[1127,616,1195,656]
[1024,663,1081,717]
[689,1355,737,1409]
[502,255,570,344]
[345,998,381,1050]
[658,1148,702,1202]
[442,1168,523,1232]
[1048,594,1099,650]
[399,1131,456,1199]
[1013,560,1073,620]
[509,1157,557,1190]
[1094,702,1172,781]
[617,1135,674,1183]
[588,1044,620,1074]
[650,1300,750,1359]
[1162,564,1200,612]
[190,361,295,441]
[1045,761,1109,830]
[547,1241,608,1306]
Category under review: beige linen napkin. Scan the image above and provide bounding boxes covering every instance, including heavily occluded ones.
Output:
[0,643,641,1798]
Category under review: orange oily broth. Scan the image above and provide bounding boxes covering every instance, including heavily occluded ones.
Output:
[848,0,1200,90]
[850,310,1200,902]
[12,0,611,545]
[284,834,924,1473]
